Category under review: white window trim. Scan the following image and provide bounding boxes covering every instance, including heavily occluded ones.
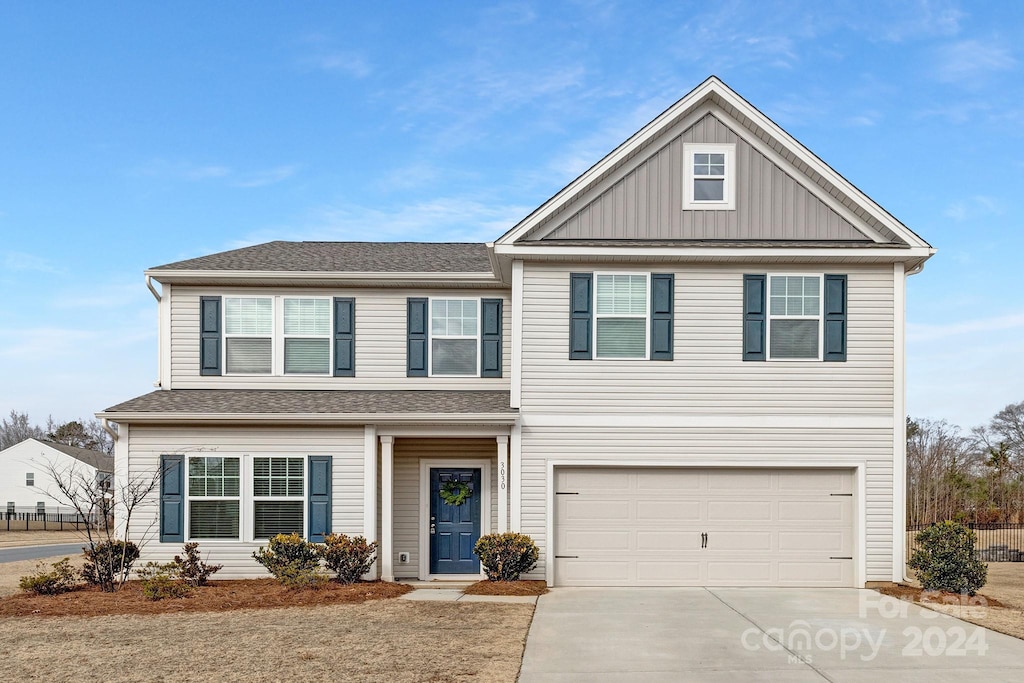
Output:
[683,142,736,210]
[766,273,824,362]
[185,454,314,543]
[222,296,334,377]
[593,272,651,361]
[427,297,481,377]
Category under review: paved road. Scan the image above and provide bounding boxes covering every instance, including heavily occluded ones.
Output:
[520,587,1024,682]
[0,543,83,564]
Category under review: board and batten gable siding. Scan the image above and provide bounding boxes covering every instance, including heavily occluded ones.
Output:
[391,438,502,578]
[126,425,364,578]
[168,286,511,389]
[516,261,897,583]
[529,113,867,242]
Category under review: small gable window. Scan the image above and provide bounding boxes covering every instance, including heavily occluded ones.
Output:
[25,472,34,487]
[683,143,735,210]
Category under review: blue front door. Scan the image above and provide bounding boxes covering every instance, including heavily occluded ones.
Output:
[429,468,481,574]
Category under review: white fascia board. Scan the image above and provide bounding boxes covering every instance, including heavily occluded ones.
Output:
[94,411,519,425]
[494,244,934,263]
[145,270,503,287]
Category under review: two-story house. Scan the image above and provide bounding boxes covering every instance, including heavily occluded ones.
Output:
[99,77,933,587]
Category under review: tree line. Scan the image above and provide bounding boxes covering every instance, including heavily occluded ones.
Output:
[908,400,1024,525]
[0,410,114,455]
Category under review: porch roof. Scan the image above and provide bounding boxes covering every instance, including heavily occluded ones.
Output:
[98,389,518,425]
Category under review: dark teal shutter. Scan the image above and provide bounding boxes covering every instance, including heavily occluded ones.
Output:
[333,297,355,377]
[650,273,674,360]
[159,455,184,543]
[407,298,428,377]
[743,275,766,361]
[823,274,848,362]
[480,298,503,377]
[308,456,332,542]
[569,273,593,360]
[200,296,221,376]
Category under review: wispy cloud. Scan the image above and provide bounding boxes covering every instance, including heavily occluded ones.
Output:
[1,251,63,275]
[294,33,371,78]
[932,39,1015,84]
[908,311,1024,342]
[134,160,298,188]
[944,195,1002,222]
[232,165,299,188]
[845,110,882,127]
[878,0,963,42]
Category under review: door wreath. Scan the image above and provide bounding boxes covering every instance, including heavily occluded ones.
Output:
[439,480,472,506]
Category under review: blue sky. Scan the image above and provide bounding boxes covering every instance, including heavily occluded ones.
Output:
[0,1,1021,431]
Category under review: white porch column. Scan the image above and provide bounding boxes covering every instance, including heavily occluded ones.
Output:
[497,435,509,533]
[510,423,522,531]
[380,435,395,582]
[363,425,378,578]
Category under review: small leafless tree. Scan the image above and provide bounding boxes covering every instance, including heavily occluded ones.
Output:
[36,457,158,592]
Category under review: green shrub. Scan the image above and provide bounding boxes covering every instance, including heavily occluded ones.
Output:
[474,532,539,581]
[82,540,140,591]
[19,558,79,595]
[137,562,192,600]
[909,521,988,596]
[173,542,222,587]
[253,533,324,589]
[320,533,377,583]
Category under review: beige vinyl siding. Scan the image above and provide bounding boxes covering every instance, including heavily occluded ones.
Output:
[126,425,364,579]
[522,263,894,413]
[391,438,501,578]
[169,286,511,390]
[530,113,867,243]
[518,425,894,582]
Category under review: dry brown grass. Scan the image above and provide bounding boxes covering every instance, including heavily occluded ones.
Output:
[0,554,84,597]
[0,600,534,682]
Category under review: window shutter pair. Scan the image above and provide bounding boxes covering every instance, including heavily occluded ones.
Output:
[406,298,502,377]
[742,274,847,362]
[159,454,333,543]
[568,273,674,360]
[198,296,355,376]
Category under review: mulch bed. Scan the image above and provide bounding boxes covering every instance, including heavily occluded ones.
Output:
[463,579,548,596]
[876,583,1005,608]
[0,579,412,618]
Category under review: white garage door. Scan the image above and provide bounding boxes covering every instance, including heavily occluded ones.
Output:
[554,467,854,587]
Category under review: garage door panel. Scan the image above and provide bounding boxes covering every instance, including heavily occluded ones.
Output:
[554,467,855,588]
[707,500,772,522]
[637,500,701,521]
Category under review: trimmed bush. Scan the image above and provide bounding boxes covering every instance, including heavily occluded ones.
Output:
[474,532,539,581]
[82,540,140,591]
[137,562,192,600]
[320,533,378,584]
[908,521,988,596]
[173,542,222,587]
[253,533,325,589]
[19,558,79,595]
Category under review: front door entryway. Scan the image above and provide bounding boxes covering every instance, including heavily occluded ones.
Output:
[429,467,482,574]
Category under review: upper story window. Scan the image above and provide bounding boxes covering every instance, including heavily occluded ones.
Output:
[431,299,479,376]
[595,274,649,359]
[683,143,735,210]
[25,472,34,487]
[223,296,332,376]
[768,275,822,360]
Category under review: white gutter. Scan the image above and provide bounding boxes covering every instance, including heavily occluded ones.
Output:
[94,412,519,425]
[494,244,934,261]
[146,270,504,286]
[100,418,119,442]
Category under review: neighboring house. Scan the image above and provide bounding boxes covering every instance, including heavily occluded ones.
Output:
[99,77,933,587]
[0,438,114,515]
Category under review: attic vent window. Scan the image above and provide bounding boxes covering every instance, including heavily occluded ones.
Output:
[683,143,735,210]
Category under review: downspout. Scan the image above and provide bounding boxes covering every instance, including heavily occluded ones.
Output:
[902,259,926,582]
[146,275,162,302]
[101,418,118,443]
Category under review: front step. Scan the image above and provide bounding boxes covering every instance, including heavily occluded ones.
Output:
[398,580,476,590]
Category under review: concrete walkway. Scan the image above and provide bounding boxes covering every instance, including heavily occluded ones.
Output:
[399,588,537,604]
[519,587,1024,682]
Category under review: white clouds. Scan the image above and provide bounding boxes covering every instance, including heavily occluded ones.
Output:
[943,195,1001,222]
[932,39,1016,84]
[908,311,1024,342]
[879,0,964,42]
[232,165,300,188]
[134,160,298,188]
[1,251,62,274]
[305,52,371,78]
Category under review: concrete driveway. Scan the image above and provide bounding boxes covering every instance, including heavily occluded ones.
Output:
[519,588,1024,682]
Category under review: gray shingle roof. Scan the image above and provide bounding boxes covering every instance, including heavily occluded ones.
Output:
[102,390,516,417]
[150,241,493,273]
[37,440,114,473]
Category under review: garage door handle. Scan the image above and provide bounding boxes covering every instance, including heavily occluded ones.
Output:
[555,555,578,559]
[830,493,853,497]
[555,492,579,495]
[830,556,853,560]
[701,532,707,548]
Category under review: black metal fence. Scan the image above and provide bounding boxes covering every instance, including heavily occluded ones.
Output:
[1,511,111,532]
[908,523,1024,562]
